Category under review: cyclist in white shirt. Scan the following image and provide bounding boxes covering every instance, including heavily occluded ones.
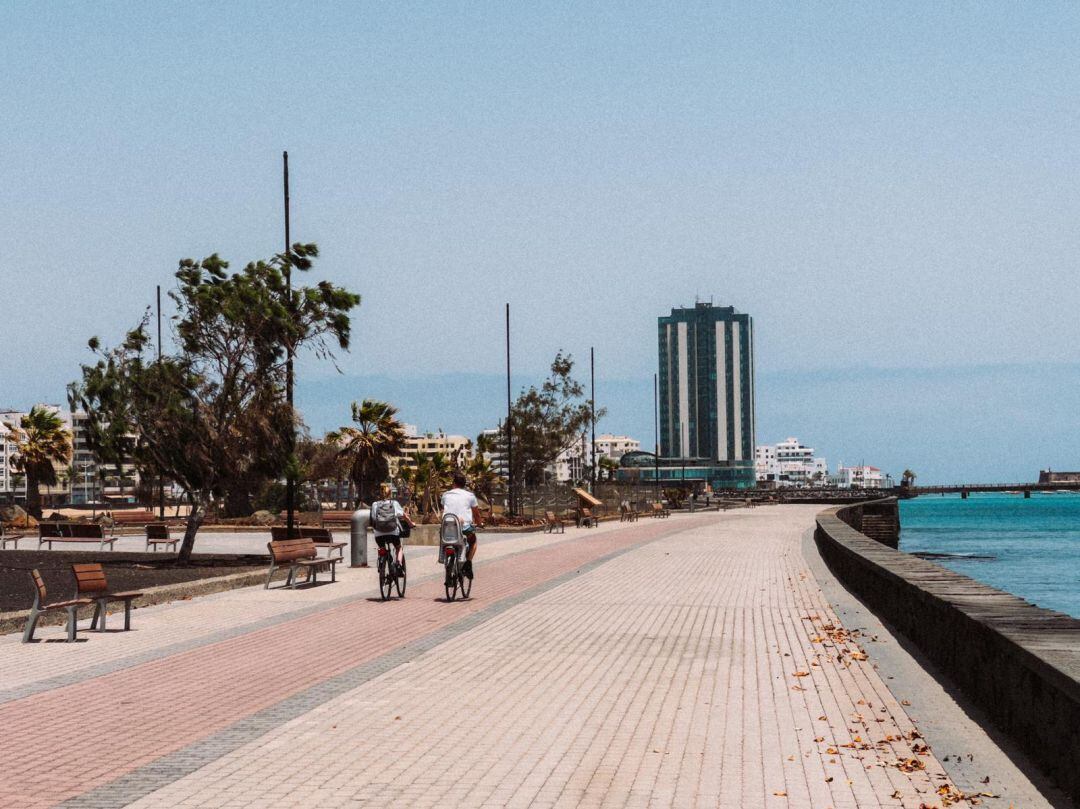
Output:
[441,471,482,579]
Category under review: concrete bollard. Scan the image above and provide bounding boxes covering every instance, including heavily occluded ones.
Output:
[350,508,370,567]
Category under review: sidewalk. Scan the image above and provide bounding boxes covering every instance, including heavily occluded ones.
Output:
[0,509,1010,808]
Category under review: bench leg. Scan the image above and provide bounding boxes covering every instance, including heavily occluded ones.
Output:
[91,601,104,631]
[22,607,40,643]
[124,599,132,631]
[264,563,277,590]
[66,606,79,642]
[330,562,336,583]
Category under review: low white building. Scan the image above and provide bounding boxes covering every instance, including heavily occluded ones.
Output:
[594,434,640,462]
[755,437,828,487]
[829,464,891,489]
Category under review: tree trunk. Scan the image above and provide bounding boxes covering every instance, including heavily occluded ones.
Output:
[223,487,253,518]
[177,496,206,563]
[25,470,42,519]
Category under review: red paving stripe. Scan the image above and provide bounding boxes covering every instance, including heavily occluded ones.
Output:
[0,518,703,809]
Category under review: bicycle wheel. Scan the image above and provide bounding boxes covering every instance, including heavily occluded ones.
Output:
[395,557,407,598]
[379,557,393,601]
[444,559,458,602]
[459,562,472,599]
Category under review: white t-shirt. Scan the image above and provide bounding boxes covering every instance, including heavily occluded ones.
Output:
[371,499,406,537]
[441,488,478,528]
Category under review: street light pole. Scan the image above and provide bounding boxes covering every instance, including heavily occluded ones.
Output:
[590,347,596,492]
[283,151,296,537]
[156,285,165,521]
[505,303,513,516]
[653,373,660,501]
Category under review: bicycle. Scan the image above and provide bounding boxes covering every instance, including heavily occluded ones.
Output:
[376,538,406,601]
[439,513,472,602]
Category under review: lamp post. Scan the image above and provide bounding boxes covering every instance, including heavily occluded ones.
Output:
[653,373,660,501]
[590,347,596,493]
[505,303,513,516]
[283,151,296,537]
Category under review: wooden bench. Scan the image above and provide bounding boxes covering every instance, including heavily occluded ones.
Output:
[145,523,179,552]
[577,507,597,528]
[270,526,346,561]
[110,510,157,526]
[265,538,340,590]
[73,563,144,632]
[543,511,565,534]
[22,570,93,643]
[1,523,24,549]
[619,502,639,523]
[650,502,670,518]
[38,523,118,551]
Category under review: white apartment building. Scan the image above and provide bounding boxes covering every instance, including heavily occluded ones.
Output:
[0,405,141,506]
[593,434,640,462]
[390,431,473,477]
[755,437,828,487]
[1,404,73,505]
[478,428,509,479]
[829,464,891,489]
[0,419,19,499]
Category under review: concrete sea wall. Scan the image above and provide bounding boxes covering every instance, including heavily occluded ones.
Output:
[815,500,1080,801]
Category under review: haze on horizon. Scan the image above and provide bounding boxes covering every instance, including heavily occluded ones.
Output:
[3,3,1080,483]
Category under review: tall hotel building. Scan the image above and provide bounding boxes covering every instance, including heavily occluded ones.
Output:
[657,302,756,489]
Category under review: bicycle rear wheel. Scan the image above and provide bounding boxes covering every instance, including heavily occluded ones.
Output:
[444,559,458,601]
[395,557,407,598]
[459,564,472,599]
[379,557,393,601]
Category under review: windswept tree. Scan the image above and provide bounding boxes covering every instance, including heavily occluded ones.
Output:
[69,245,359,561]
[329,399,407,506]
[495,352,605,487]
[901,469,917,488]
[4,406,72,519]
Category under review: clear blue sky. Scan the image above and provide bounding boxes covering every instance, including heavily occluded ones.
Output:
[3,2,1080,482]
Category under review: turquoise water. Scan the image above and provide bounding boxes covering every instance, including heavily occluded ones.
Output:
[899,492,1080,618]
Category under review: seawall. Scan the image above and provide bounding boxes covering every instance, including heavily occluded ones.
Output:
[815,499,1080,801]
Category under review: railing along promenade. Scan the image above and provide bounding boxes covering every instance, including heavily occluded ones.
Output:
[815,496,1080,801]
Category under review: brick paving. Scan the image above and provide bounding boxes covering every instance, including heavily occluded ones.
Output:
[0,509,978,808]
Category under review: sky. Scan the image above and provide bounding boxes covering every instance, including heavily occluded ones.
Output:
[3,2,1080,483]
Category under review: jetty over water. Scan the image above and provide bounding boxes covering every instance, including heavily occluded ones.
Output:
[905,480,1080,498]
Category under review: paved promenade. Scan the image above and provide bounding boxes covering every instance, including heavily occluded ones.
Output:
[0,509,1010,808]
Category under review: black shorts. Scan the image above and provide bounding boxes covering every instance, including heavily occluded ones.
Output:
[375,535,401,549]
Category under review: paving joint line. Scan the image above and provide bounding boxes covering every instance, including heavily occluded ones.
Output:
[57,521,703,809]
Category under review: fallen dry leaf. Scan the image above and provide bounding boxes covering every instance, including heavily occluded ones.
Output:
[793,671,810,677]
[773,791,787,797]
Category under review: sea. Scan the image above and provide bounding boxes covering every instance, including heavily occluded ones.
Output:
[899,491,1080,619]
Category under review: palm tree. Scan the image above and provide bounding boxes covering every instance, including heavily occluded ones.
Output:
[427,451,453,514]
[4,406,72,519]
[467,454,501,504]
[328,400,407,506]
[598,456,619,483]
[901,469,917,488]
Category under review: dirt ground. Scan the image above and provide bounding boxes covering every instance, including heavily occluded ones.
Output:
[0,550,267,612]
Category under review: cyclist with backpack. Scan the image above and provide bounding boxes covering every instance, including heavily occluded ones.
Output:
[371,484,411,579]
